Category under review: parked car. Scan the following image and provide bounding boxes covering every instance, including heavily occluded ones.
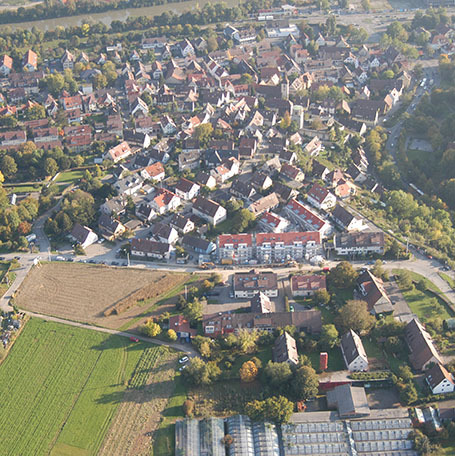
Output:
[129,336,139,342]
[178,365,187,372]
[179,356,189,364]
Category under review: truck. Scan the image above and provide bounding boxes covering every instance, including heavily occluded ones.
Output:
[199,262,215,270]
[221,258,233,265]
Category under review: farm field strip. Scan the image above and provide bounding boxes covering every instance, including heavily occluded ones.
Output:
[0,318,154,456]
[129,346,163,389]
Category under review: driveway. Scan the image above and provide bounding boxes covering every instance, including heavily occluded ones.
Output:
[383,279,415,323]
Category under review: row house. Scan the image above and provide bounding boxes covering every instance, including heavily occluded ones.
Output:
[258,211,290,233]
[203,309,321,337]
[290,274,326,297]
[334,231,384,256]
[217,233,254,264]
[0,130,26,149]
[255,231,321,263]
[285,199,332,237]
[130,238,172,260]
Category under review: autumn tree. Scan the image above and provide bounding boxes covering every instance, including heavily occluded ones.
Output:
[142,320,161,337]
[239,360,258,383]
[167,329,178,341]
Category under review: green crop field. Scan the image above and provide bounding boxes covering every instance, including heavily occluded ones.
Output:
[0,318,157,456]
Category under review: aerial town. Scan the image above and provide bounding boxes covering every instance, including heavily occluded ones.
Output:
[0,0,454,454]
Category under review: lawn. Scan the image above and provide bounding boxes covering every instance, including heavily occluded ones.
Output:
[0,318,155,456]
[55,169,85,184]
[392,269,453,320]
[5,183,42,193]
[308,347,345,372]
[439,271,455,289]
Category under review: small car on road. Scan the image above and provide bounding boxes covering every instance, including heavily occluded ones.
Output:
[129,336,139,342]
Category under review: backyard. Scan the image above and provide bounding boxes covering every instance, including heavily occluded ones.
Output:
[392,269,454,321]
[0,317,162,456]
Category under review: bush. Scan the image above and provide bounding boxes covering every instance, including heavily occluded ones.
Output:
[167,329,178,341]
[239,360,258,383]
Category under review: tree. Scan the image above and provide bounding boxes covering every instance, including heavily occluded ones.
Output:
[319,324,339,349]
[207,35,218,52]
[239,360,258,383]
[183,358,220,385]
[292,365,319,400]
[184,298,203,322]
[0,155,17,179]
[397,365,413,382]
[313,289,330,306]
[183,399,194,417]
[25,104,46,120]
[237,328,258,353]
[328,261,359,289]
[245,396,294,423]
[335,300,375,334]
[263,361,292,387]
[142,320,161,337]
[280,111,291,130]
[167,329,178,341]
[44,73,65,96]
[194,123,213,147]
[44,157,58,176]
[231,208,255,233]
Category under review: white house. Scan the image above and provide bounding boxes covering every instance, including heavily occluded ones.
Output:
[307,183,336,211]
[340,329,368,372]
[140,162,165,182]
[150,188,181,215]
[192,196,227,226]
[174,178,200,201]
[425,363,455,395]
[70,224,98,249]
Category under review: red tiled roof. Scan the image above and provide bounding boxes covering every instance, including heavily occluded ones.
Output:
[218,233,253,248]
[256,231,321,246]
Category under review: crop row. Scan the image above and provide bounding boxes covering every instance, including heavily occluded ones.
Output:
[128,346,163,389]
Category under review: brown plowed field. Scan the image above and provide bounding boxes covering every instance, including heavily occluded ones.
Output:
[15,263,188,329]
[99,347,178,456]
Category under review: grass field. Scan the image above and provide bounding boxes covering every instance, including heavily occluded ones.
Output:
[5,183,42,194]
[15,263,189,330]
[0,318,155,456]
[55,169,85,184]
[392,269,453,320]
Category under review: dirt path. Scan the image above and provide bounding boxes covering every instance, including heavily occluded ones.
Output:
[98,350,178,456]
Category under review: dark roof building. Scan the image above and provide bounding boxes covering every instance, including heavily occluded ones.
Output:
[250,292,273,313]
[273,332,299,366]
[405,318,443,371]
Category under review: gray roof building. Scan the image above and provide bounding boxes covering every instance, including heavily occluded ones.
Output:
[327,384,370,418]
